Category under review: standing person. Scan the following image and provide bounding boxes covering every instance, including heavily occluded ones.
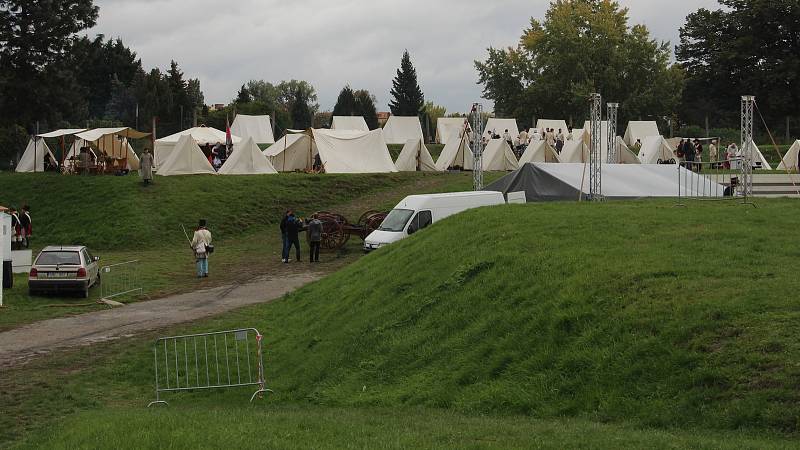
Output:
[190,219,212,278]
[280,210,291,263]
[285,212,304,263]
[9,207,20,250]
[140,148,154,185]
[19,205,31,248]
[503,129,513,151]
[683,139,695,170]
[308,216,323,263]
[726,143,738,170]
[556,128,565,154]
[709,140,718,169]
[694,139,704,172]
[546,128,556,150]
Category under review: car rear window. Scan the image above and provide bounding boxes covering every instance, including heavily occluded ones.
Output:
[36,251,81,266]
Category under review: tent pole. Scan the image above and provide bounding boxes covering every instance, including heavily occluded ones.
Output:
[35,121,39,172]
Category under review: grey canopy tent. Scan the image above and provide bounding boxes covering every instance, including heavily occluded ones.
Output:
[486,163,580,202]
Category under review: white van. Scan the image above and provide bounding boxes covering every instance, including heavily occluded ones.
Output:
[363,191,505,252]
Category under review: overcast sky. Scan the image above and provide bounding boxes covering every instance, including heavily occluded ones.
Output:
[90,0,721,113]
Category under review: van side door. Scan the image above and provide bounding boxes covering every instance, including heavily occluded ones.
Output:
[406,210,433,235]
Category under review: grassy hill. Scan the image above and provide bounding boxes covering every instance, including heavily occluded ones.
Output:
[5,199,800,448]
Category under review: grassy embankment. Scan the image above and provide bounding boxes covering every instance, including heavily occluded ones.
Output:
[4,199,800,448]
[0,170,495,330]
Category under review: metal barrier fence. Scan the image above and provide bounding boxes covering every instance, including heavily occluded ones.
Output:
[100,260,143,300]
[676,158,744,203]
[148,327,270,407]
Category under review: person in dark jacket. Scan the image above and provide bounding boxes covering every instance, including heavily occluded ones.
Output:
[682,139,695,171]
[285,212,303,262]
[307,217,323,262]
[19,205,31,248]
[280,210,291,263]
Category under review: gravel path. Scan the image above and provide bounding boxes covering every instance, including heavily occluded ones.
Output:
[0,272,320,369]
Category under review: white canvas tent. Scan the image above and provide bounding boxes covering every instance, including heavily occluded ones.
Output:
[745,139,773,170]
[614,137,642,164]
[777,140,800,171]
[154,126,240,168]
[75,127,147,170]
[218,137,277,175]
[623,121,660,147]
[331,116,369,131]
[37,129,87,139]
[156,135,216,176]
[536,119,569,134]
[382,116,424,144]
[638,135,677,164]
[436,117,468,144]
[557,139,588,163]
[481,139,519,171]
[394,139,438,172]
[484,118,519,140]
[519,139,561,164]
[230,114,274,144]
[311,129,397,173]
[263,134,317,172]
[16,138,56,172]
[581,121,640,164]
[435,135,474,171]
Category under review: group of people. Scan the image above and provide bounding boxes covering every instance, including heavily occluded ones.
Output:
[8,205,32,250]
[675,139,744,171]
[202,142,230,171]
[465,125,576,158]
[279,210,323,263]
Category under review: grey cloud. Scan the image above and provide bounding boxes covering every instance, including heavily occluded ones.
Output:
[91,0,721,114]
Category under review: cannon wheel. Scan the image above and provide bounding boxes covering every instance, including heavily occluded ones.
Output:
[357,210,382,227]
[311,212,350,250]
[360,212,388,239]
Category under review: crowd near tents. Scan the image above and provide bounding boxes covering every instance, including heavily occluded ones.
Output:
[15,115,792,177]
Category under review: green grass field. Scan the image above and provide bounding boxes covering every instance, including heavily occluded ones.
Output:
[4,198,800,448]
[0,171,501,330]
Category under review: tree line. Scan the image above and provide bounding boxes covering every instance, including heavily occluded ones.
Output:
[475,0,800,140]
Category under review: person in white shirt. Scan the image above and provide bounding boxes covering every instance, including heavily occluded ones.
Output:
[191,219,212,278]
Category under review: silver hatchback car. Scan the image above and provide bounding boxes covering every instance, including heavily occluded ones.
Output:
[28,246,100,298]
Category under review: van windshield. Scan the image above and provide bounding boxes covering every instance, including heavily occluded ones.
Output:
[378,209,414,232]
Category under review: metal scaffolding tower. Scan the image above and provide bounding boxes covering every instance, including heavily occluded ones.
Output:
[589,93,603,201]
[471,103,485,191]
[740,95,755,199]
[606,103,619,164]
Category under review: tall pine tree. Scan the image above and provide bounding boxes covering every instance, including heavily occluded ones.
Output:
[332,85,357,116]
[354,90,379,130]
[389,50,425,116]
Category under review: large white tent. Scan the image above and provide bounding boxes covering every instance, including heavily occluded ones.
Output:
[536,119,569,134]
[623,121,660,147]
[484,118,519,140]
[436,117,468,144]
[394,139,438,172]
[230,114,274,145]
[156,134,216,176]
[75,127,146,170]
[218,137,277,175]
[154,126,240,168]
[519,140,561,164]
[613,137,642,164]
[481,139,519,171]
[263,133,317,172]
[638,135,677,164]
[311,128,396,173]
[331,116,369,131]
[581,121,640,164]
[382,116,424,144]
[37,129,87,139]
[16,138,56,172]
[436,135,474,171]
[555,140,587,163]
[777,140,800,171]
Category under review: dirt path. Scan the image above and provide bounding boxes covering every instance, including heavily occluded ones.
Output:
[0,272,321,369]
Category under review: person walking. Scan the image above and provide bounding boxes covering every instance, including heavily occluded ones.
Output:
[556,128,565,154]
[694,139,704,172]
[285,212,304,262]
[682,139,695,170]
[19,205,31,248]
[308,216,323,262]
[190,219,212,278]
[140,148,154,185]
